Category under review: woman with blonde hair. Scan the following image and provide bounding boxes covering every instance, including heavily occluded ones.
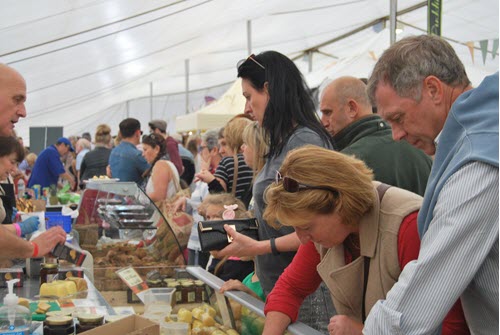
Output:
[196,116,254,207]
[260,146,469,335]
[197,193,254,282]
[80,124,112,185]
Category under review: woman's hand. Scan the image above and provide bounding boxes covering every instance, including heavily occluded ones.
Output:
[195,169,215,183]
[212,224,261,258]
[328,315,363,335]
[171,196,187,213]
[220,279,247,293]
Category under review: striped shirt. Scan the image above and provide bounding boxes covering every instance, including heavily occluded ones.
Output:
[214,154,253,201]
[364,162,499,334]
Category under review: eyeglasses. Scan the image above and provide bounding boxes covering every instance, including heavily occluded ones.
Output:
[237,54,265,70]
[275,171,338,195]
[198,145,208,153]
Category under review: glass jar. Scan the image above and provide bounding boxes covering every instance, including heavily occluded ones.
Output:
[43,316,74,335]
[168,281,181,305]
[146,279,162,288]
[75,314,104,333]
[181,282,196,304]
[194,280,206,303]
[40,262,59,286]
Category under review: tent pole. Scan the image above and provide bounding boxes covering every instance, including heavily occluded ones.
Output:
[126,100,130,118]
[150,82,153,121]
[308,50,313,73]
[185,59,190,114]
[390,0,397,45]
[247,20,252,54]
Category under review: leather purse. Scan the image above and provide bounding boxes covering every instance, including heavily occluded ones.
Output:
[197,218,259,251]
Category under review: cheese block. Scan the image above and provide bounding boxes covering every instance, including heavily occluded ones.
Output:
[18,297,30,309]
[40,280,77,298]
[35,302,52,314]
[66,277,88,292]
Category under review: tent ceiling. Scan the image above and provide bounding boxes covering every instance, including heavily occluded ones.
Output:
[0,0,497,144]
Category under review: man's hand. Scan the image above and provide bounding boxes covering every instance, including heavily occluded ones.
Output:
[328,315,363,335]
[18,216,39,236]
[32,227,67,257]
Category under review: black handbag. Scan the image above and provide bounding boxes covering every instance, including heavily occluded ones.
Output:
[197,218,259,252]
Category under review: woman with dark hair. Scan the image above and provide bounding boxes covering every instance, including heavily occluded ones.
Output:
[0,136,39,237]
[214,51,335,331]
[142,133,180,202]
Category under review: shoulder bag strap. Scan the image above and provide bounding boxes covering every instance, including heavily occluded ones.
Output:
[362,182,391,322]
[231,154,239,197]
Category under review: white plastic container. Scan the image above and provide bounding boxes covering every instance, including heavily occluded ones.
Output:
[143,288,175,320]
[0,279,31,335]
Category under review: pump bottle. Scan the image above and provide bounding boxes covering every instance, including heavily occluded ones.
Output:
[0,279,31,335]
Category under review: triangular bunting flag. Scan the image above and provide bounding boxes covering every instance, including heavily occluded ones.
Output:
[466,41,475,64]
[480,40,488,64]
[368,51,377,61]
[492,39,499,60]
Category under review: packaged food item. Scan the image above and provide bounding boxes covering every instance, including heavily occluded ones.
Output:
[51,243,87,266]
[0,267,24,287]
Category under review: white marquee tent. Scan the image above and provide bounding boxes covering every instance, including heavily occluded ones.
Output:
[175,78,245,133]
[1,0,498,144]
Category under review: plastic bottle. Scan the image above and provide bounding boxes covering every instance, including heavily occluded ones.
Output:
[17,179,25,199]
[0,279,31,335]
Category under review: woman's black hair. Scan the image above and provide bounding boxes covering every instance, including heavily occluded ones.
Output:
[237,51,334,157]
[142,133,166,177]
[0,136,25,162]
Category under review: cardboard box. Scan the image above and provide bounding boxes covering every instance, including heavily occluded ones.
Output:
[79,314,159,335]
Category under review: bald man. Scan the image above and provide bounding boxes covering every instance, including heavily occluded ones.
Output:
[0,64,27,137]
[320,76,432,196]
[0,64,67,259]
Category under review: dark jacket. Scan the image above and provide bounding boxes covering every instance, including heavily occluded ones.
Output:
[335,115,432,196]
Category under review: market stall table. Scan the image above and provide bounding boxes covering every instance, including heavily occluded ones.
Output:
[0,276,115,334]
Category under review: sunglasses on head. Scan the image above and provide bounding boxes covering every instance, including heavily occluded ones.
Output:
[275,171,338,195]
[237,54,265,70]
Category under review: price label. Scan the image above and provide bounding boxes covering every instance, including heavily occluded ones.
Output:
[116,267,149,297]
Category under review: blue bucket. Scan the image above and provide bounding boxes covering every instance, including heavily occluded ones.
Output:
[45,212,72,233]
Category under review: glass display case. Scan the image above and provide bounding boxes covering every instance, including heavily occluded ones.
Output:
[74,181,186,292]
[74,182,322,335]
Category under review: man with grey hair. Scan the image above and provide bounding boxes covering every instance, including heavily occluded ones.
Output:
[362,35,498,334]
[319,76,432,196]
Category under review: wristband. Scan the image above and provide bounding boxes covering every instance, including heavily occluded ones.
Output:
[270,237,280,256]
[30,241,39,258]
[14,223,21,237]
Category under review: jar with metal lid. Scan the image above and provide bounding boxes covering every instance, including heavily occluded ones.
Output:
[181,282,196,303]
[146,279,162,288]
[43,316,74,335]
[40,262,59,286]
[75,314,104,333]
[194,280,206,303]
[167,281,181,305]
[46,311,72,318]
